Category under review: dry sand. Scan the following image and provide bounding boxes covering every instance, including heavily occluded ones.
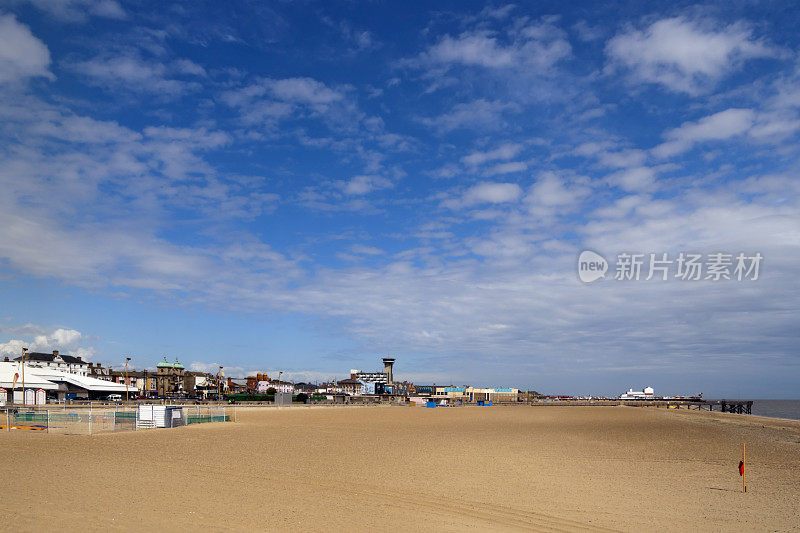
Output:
[2,405,799,532]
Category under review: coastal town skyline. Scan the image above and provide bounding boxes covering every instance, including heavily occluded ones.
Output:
[1,1,799,398]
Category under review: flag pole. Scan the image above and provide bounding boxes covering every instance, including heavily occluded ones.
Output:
[743,443,746,493]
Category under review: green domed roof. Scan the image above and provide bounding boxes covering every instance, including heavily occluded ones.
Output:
[157,356,184,369]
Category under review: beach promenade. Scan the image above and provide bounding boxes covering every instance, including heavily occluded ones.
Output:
[2,405,798,531]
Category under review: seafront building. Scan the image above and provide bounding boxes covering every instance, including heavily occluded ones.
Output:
[465,387,520,403]
[619,387,656,400]
[349,369,389,384]
[155,357,185,396]
[1,351,531,405]
[0,361,132,403]
[13,350,89,376]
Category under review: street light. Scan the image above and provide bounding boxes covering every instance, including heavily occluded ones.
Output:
[125,357,131,403]
[218,365,223,405]
[20,346,28,406]
[277,371,283,408]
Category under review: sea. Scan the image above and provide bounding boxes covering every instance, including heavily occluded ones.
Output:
[749,400,800,421]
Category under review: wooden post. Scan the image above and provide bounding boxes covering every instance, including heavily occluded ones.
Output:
[743,443,746,493]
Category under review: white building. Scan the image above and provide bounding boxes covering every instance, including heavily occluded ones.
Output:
[620,386,656,400]
[0,362,60,404]
[256,380,294,394]
[0,362,134,403]
[349,369,389,384]
[14,350,90,376]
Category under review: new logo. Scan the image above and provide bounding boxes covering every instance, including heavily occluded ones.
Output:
[578,250,607,283]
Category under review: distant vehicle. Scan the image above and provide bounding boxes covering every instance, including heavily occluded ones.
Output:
[106,394,122,402]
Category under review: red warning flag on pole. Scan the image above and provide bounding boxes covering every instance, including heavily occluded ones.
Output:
[741,443,747,493]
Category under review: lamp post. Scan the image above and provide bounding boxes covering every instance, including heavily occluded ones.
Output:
[21,346,28,406]
[124,357,131,403]
[277,371,283,408]
[218,366,223,405]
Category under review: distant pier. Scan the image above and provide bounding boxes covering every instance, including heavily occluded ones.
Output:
[625,399,753,414]
[529,398,754,414]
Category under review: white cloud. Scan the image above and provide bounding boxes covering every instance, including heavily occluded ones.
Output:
[768,72,800,110]
[418,21,571,72]
[189,361,228,374]
[220,76,367,140]
[425,32,516,68]
[605,166,657,192]
[224,77,345,108]
[429,164,461,179]
[189,362,332,381]
[606,17,776,94]
[267,77,344,105]
[143,126,230,149]
[748,112,800,140]
[421,99,517,133]
[173,58,206,76]
[0,325,94,360]
[461,142,523,166]
[597,149,647,169]
[29,114,142,144]
[350,244,384,256]
[70,54,202,95]
[653,108,755,157]
[337,175,393,195]
[0,14,54,84]
[445,182,522,209]
[525,172,590,216]
[573,20,604,42]
[21,0,126,22]
[484,161,527,176]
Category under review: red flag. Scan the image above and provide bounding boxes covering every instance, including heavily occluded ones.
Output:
[739,460,744,476]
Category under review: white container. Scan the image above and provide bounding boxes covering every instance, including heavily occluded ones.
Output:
[137,405,185,428]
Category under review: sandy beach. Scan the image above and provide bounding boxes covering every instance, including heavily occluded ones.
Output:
[2,405,799,531]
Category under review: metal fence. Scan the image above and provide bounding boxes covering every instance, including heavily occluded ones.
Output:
[2,405,232,435]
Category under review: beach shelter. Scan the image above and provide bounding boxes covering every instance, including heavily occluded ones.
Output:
[20,365,135,400]
[0,362,59,403]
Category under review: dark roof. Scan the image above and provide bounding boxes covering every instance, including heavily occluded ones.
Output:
[15,352,86,364]
[338,378,361,384]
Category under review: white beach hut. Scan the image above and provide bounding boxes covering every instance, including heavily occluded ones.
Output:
[137,405,185,429]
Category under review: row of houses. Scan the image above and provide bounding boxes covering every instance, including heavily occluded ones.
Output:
[227,362,521,404]
[2,352,524,405]
[2,352,226,401]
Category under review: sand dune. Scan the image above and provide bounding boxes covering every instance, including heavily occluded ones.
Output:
[2,405,798,531]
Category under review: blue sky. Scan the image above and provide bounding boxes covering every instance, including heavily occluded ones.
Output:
[1,0,799,397]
